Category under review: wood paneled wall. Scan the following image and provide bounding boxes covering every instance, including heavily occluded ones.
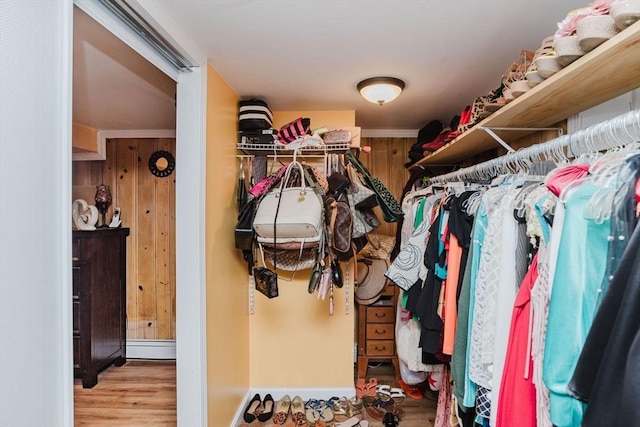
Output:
[72,137,176,340]
[360,125,566,237]
[360,137,414,238]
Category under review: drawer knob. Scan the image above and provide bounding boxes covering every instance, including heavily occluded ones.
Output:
[375,346,387,351]
[375,313,386,318]
[375,329,386,335]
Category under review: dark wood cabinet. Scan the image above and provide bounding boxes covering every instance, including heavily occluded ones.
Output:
[72,228,129,388]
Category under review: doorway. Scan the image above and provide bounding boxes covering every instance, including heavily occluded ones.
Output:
[70,2,207,425]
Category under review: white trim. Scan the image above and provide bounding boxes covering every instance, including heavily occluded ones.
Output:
[74,0,180,81]
[72,129,177,161]
[232,390,254,427]
[361,129,418,138]
[60,1,75,425]
[127,339,176,360]
[233,388,357,426]
[175,66,208,427]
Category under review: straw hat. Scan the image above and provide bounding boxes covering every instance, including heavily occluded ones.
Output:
[355,257,389,305]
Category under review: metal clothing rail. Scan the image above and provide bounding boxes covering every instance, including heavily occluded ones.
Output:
[430,109,640,183]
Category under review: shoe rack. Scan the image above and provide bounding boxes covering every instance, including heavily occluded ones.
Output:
[410,21,640,168]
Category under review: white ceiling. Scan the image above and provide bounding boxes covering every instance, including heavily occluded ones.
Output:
[75,0,590,132]
[73,7,176,131]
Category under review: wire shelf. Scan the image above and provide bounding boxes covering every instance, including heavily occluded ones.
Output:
[236,142,352,155]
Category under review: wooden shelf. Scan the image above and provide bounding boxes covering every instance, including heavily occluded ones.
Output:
[411,21,640,168]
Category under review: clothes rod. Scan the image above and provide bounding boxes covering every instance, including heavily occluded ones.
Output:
[430,109,640,183]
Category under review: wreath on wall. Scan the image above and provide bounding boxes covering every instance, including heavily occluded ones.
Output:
[148,151,175,178]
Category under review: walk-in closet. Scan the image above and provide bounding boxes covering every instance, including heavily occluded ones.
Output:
[2,1,639,427]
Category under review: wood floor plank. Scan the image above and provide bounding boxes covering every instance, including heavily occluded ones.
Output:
[76,360,436,427]
[74,360,176,426]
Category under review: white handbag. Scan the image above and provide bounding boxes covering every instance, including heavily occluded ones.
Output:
[253,161,323,240]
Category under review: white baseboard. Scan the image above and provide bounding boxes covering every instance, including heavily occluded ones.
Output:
[126,339,176,360]
[232,387,356,426]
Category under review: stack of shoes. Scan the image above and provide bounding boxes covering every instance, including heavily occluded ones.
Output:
[360,383,407,423]
[405,120,443,168]
[503,50,535,100]
[482,83,507,115]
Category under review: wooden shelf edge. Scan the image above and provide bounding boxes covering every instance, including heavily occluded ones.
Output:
[411,21,640,169]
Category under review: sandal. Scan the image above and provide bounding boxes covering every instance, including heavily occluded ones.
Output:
[291,396,307,426]
[376,384,392,401]
[364,378,378,396]
[332,397,351,422]
[334,416,361,427]
[397,379,423,400]
[317,400,334,423]
[389,388,406,405]
[533,36,562,79]
[348,396,363,416]
[355,378,367,398]
[503,50,535,98]
[365,403,386,420]
[273,395,292,425]
[304,399,320,424]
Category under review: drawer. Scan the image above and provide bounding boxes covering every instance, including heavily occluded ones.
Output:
[73,300,80,334]
[73,336,81,368]
[366,323,394,340]
[366,340,395,356]
[380,284,395,297]
[366,306,394,323]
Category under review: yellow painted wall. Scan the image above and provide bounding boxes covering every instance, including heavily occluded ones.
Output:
[273,110,355,129]
[205,64,250,425]
[250,110,356,388]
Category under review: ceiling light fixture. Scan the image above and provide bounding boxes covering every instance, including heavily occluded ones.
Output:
[357,77,405,106]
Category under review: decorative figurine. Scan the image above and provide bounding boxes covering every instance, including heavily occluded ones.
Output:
[72,199,99,231]
[94,184,112,228]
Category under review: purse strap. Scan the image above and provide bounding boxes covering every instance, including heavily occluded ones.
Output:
[345,151,372,180]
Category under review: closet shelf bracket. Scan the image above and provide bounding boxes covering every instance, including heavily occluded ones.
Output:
[478,126,564,153]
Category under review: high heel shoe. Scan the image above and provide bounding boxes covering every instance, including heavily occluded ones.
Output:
[272,395,291,425]
[257,393,275,422]
[242,393,263,423]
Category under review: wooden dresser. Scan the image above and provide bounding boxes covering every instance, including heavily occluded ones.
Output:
[72,228,129,388]
[356,283,400,380]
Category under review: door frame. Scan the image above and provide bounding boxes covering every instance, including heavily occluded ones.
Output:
[71,2,208,425]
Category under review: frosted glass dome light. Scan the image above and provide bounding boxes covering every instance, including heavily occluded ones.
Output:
[357,77,405,106]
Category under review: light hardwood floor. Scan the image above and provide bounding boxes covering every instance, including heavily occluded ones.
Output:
[239,362,437,427]
[75,360,437,427]
[74,360,176,426]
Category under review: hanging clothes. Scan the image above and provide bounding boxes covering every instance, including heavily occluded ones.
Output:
[496,254,539,427]
[568,213,640,427]
[543,183,611,427]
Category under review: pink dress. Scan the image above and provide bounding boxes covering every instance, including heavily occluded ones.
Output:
[496,254,539,427]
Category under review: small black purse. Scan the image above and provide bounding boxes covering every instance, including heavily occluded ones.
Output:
[254,267,278,299]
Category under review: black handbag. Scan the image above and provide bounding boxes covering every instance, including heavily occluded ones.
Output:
[254,267,278,298]
[235,197,257,250]
[345,152,403,223]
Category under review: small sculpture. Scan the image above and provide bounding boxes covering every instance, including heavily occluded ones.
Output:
[94,184,112,228]
[72,199,99,231]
